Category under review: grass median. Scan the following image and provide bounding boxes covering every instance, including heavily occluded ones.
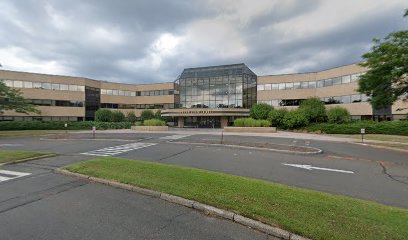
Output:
[64,157,408,240]
[0,150,55,164]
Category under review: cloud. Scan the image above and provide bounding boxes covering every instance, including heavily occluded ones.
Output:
[0,0,406,84]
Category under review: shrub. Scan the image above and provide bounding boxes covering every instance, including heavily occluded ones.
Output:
[111,111,125,122]
[234,118,271,127]
[134,121,143,126]
[154,110,163,120]
[143,119,166,126]
[140,109,155,120]
[249,103,274,120]
[0,121,132,131]
[282,110,309,129]
[299,97,326,123]
[327,107,351,123]
[268,109,288,128]
[126,112,137,123]
[303,120,408,135]
[95,109,113,122]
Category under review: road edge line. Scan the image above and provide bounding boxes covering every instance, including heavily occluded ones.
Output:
[55,168,311,240]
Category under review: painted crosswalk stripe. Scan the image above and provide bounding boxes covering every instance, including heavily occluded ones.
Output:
[160,134,191,140]
[0,170,31,183]
[81,142,156,157]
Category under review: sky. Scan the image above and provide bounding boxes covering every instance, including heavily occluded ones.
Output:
[0,0,407,84]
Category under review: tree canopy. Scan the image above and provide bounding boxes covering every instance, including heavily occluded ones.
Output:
[358,11,408,110]
[0,81,38,114]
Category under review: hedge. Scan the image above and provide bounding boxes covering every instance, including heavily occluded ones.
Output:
[234,118,271,127]
[303,120,408,136]
[0,121,132,131]
[143,119,166,126]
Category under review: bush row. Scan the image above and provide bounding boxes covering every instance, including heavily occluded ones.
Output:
[142,119,166,126]
[234,118,271,127]
[0,121,132,131]
[303,120,408,135]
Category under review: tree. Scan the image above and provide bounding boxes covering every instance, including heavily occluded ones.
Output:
[95,109,113,122]
[298,97,326,122]
[0,81,39,114]
[154,110,163,120]
[268,108,288,128]
[126,112,137,123]
[358,11,408,110]
[140,109,155,121]
[111,111,125,122]
[326,107,351,123]
[249,103,274,120]
[282,109,309,129]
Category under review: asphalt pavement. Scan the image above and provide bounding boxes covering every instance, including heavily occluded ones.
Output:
[0,131,407,239]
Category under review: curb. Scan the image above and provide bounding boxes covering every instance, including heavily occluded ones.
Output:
[55,168,311,240]
[0,153,57,167]
[167,141,323,155]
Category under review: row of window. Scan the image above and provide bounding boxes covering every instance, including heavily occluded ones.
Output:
[0,116,81,121]
[101,103,174,109]
[257,73,364,91]
[257,94,370,107]
[1,79,85,92]
[101,89,174,97]
[24,99,84,107]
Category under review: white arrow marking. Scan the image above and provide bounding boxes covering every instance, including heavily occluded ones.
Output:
[282,163,354,174]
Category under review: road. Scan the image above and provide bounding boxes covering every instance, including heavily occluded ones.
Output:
[0,131,407,239]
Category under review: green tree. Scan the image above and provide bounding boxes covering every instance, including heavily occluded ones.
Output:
[298,97,326,122]
[0,81,39,114]
[282,110,309,129]
[140,109,155,121]
[95,109,113,122]
[111,111,125,122]
[249,103,274,120]
[358,11,408,110]
[126,112,137,123]
[326,107,351,123]
[268,108,288,128]
[154,110,163,120]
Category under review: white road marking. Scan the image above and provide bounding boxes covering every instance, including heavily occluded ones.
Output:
[160,134,191,140]
[0,170,31,183]
[282,163,354,174]
[81,142,156,157]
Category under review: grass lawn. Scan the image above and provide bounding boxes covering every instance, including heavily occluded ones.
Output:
[366,142,408,151]
[0,150,55,164]
[0,130,81,137]
[64,157,408,240]
[328,134,408,143]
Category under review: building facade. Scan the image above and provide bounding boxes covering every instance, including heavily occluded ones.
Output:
[1,63,407,125]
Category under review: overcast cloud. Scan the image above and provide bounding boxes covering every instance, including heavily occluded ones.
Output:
[0,0,406,84]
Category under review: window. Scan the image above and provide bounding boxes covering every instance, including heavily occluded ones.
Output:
[317,80,324,88]
[24,81,33,88]
[60,84,69,91]
[52,83,60,90]
[3,80,13,87]
[351,94,361,103]
[112,90,118,96]
[361,94,369,102]
[341,95,351,104]
[278,83,285,90]
[324,79,333,87]
[131,91,136,96]
[285,82,294,90]
[332,77,342,85]
[265,84,272,90]
[107,89,113,95]
[77,86,85,91]
[14,81,23,88]
[271,84,278,90]
[33,82,42,89]
[293,82,301,89]
[69,85,78,91]
[42,83,51,89]
[342,75,351,84]
[301,81,308,89]
[308,81,316,88]
[351,73,361,82]
[101,89,107,95]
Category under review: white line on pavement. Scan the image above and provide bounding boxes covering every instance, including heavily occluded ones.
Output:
[0,170,31,183]
[80,142,156,157]
[282,163,354,174]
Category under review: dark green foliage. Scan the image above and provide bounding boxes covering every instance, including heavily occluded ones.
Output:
[0,81,39,114]
[327,107,351,123]
[234,118,271,127]
[249,103,274,120]
[154,110,163,120]
[140,109,155,120]
[95,109,113,122]
[358,12,408,110]
[299,97,326,122]
[111,111,125,122]
[126,112,137,123]
[282,110,309,129]
[304,121,408,135]
[0,121,132,131]
[268,108,288,128]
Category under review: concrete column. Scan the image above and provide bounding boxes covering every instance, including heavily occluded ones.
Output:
[220,116,228,128]
[177,117,184,128]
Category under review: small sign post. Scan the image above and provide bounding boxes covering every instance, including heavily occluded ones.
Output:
[92,126,96,139]
[360,128,365,143]
[64,123,68,134]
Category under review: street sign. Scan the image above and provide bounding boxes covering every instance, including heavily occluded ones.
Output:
[360,128,365,134]
[64,123,68,128]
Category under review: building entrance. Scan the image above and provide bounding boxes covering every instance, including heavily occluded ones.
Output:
[184,116,221,128]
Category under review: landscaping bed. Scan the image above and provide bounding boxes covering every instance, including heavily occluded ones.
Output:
[64,157,408,240]
[0,121,132,131]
